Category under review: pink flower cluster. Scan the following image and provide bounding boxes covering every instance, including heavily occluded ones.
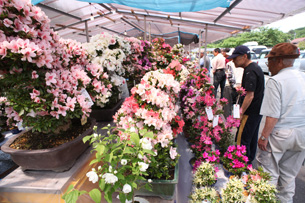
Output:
[222,145,250,175]
[123,38,154,82]
[114,70,183,155]
[0,0,111,131]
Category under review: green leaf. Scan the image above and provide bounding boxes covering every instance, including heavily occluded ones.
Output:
[63,190,79,203]
[124,146,136,154]
[89,159,99,165]
[143,131,154,139]
[83,135,92,144]
[89,189,102,203]
[145,183,152,191]
[119,193,126,203]
[96,145,105,155]
[130,132,140,146]
[116,173,125,180]
[131,182,137,189]
[143,149,156,156]
[139,129,147,135]
[99,178,105,191]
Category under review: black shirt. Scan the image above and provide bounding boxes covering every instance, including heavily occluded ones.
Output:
[240,62,265,115]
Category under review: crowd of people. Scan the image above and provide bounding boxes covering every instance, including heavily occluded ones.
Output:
[192,43,305,203]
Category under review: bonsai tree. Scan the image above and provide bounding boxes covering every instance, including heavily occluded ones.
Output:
[0,0,105,133]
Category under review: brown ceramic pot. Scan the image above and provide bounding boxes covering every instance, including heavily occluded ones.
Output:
[1,118,96,172]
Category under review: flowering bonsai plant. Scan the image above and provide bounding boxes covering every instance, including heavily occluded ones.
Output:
[83,32,131,107]
[114,70,184,180]
[123,37,155,89]
[222,145,250,176]
[62,126,155,203]
[192,161,217,187]
[189,187,220,203]
[0,0,104,134]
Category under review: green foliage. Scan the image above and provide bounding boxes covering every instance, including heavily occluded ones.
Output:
[207,27,290,48]
[62,125,153,203]
[298,41,305,50]
[287,27,305,39]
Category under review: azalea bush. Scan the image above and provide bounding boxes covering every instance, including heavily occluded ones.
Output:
[114,70,184,179]
[0,0,103,133]
[83,32,131,106]
[59,39,113,108]
[123,37,155,88]
[180,67,240,159]
[189,187,220,203]
[221,177,247,203]
[193,162,217,187]
[222,145,251,176]
[62,126,154,203]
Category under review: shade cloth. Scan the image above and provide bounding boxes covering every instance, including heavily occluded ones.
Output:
[77,0,231,12]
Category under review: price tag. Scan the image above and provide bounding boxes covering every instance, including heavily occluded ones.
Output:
[233,104,240,118]
[205,107,213,121]
[213,115,219,127]
[81,88,94,106]
[81,117,87,125]
[17,122,24,131]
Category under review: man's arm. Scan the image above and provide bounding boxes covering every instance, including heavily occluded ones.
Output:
[258,116,279,151]
[240,91,254,117]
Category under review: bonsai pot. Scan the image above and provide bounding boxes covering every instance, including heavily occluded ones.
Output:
[90,99,124,122]
[1,118,96,172]
[135,164,179,200]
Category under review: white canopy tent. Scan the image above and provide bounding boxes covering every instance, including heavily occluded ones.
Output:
[36,0,305,50]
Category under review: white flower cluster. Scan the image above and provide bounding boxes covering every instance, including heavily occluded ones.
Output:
[83,32,131,87]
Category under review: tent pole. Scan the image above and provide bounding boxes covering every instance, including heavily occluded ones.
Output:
[85,20,89,42]
[149,22,151,42]
[198,30,201,62]
[204,24,208,69]
[144,15,147,41]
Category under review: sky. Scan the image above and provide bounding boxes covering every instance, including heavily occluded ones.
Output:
[265,11,305,33]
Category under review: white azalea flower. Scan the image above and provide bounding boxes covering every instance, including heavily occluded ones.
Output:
[140,138,153,150]
[138,162,149,172]
[121,159,127,165]
[86,171,98,184]
[102,173,118,184]
[122,184,132,194]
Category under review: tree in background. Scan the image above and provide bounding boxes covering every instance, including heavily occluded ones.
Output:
[207,27,290,48]
[287,27,305,39]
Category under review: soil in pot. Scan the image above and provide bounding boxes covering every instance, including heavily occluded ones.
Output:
[9,119,92,150]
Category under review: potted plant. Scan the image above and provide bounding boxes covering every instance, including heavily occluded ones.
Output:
[221,177,247,203]
[62,126,155,203]
[0,0,105,171]
[221,145,250,177]
[189,187,221,203]
[83,32,131,121]
[192,149,220,172]
[192,161,217,187]
[242,166,277,203]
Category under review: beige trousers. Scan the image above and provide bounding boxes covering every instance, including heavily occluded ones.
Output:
[256,128,305,203]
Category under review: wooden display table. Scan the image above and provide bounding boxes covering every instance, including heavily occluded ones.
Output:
[0,147,99,203]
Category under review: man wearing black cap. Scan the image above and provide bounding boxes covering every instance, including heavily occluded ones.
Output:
[228,45,265,164]
[256,43,305,203]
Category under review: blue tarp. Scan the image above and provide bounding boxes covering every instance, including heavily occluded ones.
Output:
[77,0,231,12]
[32,0,45,5]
